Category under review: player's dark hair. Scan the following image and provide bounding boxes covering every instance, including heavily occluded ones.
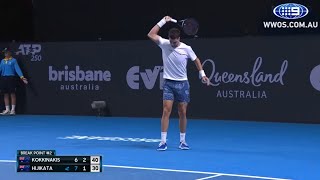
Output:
[168,28,180,39]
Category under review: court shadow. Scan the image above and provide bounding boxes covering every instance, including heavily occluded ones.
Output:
[119,143,157,149]
[55,141,160,150]
[118,143,184,152]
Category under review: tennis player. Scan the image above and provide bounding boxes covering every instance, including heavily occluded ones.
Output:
[147,16,209,151]
[0,48,28,115]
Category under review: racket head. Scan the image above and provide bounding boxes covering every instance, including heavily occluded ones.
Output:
[181,18,199,36]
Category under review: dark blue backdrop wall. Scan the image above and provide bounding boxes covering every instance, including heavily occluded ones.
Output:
[31,0,320,41]
[2,35,320,123]
[1,1,320,41]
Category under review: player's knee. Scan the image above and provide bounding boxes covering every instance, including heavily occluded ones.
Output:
[178,108,187,117]
[163,107,172,116]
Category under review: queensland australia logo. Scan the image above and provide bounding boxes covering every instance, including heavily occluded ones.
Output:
[202,57,288,99]
[49,66,111,91]
[273,3,308,20]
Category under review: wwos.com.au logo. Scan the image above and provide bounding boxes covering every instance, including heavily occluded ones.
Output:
[263,3,318,29]
[49,66,111,91]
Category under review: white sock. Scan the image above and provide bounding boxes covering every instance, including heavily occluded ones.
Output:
[180,133,186,143]
[5,106,10,111]
[161,132,167,143]
[11,105,16,111]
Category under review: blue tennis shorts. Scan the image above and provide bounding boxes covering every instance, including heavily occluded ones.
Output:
[162,79,190,103]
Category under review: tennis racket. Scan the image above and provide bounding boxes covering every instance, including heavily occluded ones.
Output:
[170,18,199,37]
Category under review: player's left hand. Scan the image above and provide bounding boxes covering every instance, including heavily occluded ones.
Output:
[202,76,210,86]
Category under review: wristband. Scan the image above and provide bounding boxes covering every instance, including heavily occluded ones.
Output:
[157,18,166,28]
[199,70,206,77]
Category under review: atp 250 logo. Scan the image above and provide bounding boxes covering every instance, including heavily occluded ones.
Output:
[15,44,42,62]
[273,3,309,20]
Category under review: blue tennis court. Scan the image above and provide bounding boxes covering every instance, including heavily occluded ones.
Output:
[0,115,319,180]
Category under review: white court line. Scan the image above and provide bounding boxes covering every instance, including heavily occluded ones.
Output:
[196,174,223,180]
[0,160,16,163]
[0,160,292,180]
[103,165,291,180]
[103,164,219,175]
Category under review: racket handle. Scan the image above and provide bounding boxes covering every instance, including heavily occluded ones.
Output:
[170,19,177,23]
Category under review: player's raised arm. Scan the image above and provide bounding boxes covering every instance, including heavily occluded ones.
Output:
[147,16,172,44]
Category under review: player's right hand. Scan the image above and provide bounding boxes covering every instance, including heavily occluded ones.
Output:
[164,16,172,22]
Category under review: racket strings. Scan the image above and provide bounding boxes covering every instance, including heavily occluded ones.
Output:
[182,19,199,36]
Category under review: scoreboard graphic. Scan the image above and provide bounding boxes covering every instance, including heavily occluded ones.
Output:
[16,150,102,172]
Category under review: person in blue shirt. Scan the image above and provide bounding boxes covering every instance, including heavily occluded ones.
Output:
[0,48,28,115]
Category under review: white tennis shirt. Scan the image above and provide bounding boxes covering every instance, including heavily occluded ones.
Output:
[158,37,197,81]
